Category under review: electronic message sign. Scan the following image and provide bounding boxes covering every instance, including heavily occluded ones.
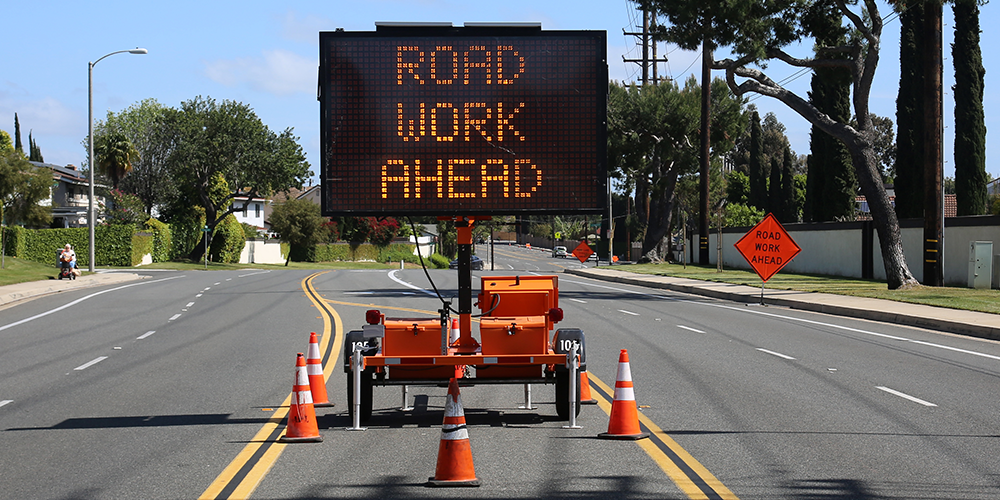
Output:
[319,25,608,216]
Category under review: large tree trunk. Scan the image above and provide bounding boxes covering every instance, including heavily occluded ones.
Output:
[639,164,678,263]
[850,144,917,289]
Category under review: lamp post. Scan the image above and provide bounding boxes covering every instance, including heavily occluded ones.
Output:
[88,48,147,272]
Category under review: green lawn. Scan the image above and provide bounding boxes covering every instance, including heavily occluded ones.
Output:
[0,257,432,287]
[620,262,1000,315]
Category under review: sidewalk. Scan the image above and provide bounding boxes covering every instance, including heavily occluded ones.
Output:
[566,267,1000,342]
[0,271,147,309]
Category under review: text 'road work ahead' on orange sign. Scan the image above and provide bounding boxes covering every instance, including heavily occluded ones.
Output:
[734,213,801,282]
[573,241,594,263]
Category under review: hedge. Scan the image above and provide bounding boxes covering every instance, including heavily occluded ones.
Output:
[309,242,418,263]
[1,224,162,267]
[209,214,245,264]
[145,218,172,263]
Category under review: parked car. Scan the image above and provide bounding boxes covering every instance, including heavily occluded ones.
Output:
[552,246,568,258]
[449,255,485,270]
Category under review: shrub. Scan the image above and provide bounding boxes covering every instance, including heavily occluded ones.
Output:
[428,253,451,269]
[209,214,245,263]
[144,217,172,263]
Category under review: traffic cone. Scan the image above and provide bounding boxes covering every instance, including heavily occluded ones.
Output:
[426,378,480,487]
[598,349,649,440]
[306,332,334,408]
[279,353,323,443]
[580,369,598,405]
[449,318,460,345]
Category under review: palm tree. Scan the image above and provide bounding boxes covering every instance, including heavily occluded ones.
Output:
[95,131,139,189]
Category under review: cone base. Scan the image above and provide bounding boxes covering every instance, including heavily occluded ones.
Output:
[581,398,598,405]
[313,402,336,408]
[598,431,649,441]
[426,477,481,488]
[278,434,323,443]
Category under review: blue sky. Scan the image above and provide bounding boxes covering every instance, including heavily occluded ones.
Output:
[2,1,996,183]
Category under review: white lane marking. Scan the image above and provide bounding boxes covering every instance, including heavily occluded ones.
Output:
[678,325,706,334]
[877,386,937,407]
[186,302,195,307]
[344,291,373,295]
[569,298,587,304]
[757,348,796,360]
[238,270,271,277]
[0,400,12,408]
[169,314,182,321]
[618,309,640,316]
[0,276,185,333]
[387,270,437,297]
[203,288,211,291]
[226,278,233,281]
[74,356,108,371]
[137,331,155,340]
[196,294,203,298]
[559,277,1000,364]
[214,282,221,286]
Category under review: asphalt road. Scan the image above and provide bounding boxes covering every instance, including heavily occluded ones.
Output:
[2,245,1000,499]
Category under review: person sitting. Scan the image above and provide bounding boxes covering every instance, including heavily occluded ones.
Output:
[59,244,79,276]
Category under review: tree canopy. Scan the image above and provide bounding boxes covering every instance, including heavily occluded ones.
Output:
[648,0,917,289]
[160,96,311,260]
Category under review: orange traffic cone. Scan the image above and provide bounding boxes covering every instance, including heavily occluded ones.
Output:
[449,318,460,345]
[580,369,598,405]
[426,378,480,487]
[306,332,334,408]
[598,349,649,440]
[279,353,323,443]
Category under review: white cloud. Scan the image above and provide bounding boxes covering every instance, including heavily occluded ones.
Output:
[204,50,316,96]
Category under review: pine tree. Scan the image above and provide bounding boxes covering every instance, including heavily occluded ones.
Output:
[894,1,925,219]
[953,0,988,215]
[748,111,767,211]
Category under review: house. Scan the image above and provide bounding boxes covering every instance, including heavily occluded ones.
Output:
[31,161,105,228]
[231,191,269,237]
[855,192,956,220]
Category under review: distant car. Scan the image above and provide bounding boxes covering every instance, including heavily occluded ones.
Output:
[449,255,485,270]
[552,246,568,258]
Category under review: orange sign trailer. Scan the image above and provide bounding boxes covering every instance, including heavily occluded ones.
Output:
[344,217,586,426]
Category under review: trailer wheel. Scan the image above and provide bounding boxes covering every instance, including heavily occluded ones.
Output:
[347,368,374,422]
[555,368,581,420]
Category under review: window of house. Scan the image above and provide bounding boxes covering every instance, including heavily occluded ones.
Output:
[255,203,261,218]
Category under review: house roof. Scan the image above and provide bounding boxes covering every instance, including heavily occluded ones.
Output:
[31,161,88,185]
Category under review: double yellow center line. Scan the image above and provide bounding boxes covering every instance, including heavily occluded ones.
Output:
[200,271,737,499]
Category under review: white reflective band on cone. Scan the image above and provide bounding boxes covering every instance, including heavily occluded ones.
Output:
[616,362,632,382]
[613,386,635,401]
[441,425,469,440]
[294,390,313,405]
[307,364,323,375]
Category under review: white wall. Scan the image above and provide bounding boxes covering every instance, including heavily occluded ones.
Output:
[239,240,285,265]
[702,216,1000,287]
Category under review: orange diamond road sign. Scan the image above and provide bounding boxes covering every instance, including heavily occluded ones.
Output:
[734,213,801,282]
[572,241,594,263]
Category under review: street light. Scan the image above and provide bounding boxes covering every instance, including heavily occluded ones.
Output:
[88,48,147,272]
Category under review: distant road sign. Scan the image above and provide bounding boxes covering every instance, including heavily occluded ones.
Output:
[572,241,594,263]
[734,213,801,282]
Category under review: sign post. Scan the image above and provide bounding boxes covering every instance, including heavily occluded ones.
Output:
[733,213,801,305]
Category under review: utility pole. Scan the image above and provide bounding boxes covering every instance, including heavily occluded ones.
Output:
[922,2,944,287]
[623,5,669,86]
[699,30,712,266]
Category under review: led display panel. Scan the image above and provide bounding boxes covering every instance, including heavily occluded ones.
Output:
[319,26,607,216]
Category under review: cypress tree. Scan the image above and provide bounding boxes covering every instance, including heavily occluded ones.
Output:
[781,145,796,222]
[953,0,988,215]
[806,8,855,221]
[13,113,23,155]
[804,153,817,222]
[748,111,767,211]
[894,1,925,218]
[769,155,781,217]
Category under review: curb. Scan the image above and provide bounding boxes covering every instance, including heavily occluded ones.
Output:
[565,268,1000,342]
[0,272,147,308]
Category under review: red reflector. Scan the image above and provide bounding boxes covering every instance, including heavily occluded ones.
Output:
[366,309,381,325]
[549,307,564,323]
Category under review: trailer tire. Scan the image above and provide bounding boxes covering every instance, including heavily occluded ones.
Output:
[555,368,581,420]
[347,369,374,422]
